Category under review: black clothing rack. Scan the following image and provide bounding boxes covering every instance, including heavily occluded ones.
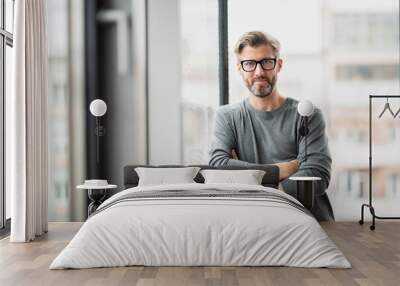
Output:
[359,95,400,230]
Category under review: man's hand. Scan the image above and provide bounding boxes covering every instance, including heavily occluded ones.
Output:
[231,149,238,159]
[275,159,299,181]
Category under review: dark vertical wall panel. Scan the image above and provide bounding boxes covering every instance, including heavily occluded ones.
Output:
[85,0,103,180]
[218,0,229,105]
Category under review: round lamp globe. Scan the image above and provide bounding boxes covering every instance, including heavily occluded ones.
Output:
[90,99,107,117]
[297,100,314,117]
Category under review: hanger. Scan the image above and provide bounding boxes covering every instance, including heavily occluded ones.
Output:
[378,97,395,118]
[394,106,400,118]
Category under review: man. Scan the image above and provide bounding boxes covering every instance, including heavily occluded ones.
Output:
[209,31,334,221]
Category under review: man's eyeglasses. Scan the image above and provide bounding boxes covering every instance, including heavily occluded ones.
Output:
[240,58,277,72]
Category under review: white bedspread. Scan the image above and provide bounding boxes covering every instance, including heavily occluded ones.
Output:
[50,183,351,269]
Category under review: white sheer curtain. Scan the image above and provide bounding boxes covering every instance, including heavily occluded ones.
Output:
[7,0,48,242]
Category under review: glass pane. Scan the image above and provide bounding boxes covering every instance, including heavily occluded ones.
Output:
[5,44,12,219]
[228,0,400,220]
[180,0,219,164]
[335,13,399,52]
[48,0,70,221]
[229,0,323,105]
[5,0,14,33]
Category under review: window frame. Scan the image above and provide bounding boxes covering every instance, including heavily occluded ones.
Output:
[218,0,229,105]
[0,0,13,234]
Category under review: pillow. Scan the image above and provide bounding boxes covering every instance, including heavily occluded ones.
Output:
[135,167,201,186]
[200,169,266,185]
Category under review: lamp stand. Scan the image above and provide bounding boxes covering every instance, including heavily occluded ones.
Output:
[96,117,100,163]
[299,116,309,162]
[95,117,106,163]
[304,116,308,162]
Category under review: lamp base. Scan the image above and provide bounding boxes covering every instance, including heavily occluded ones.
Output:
[296,180,314,209]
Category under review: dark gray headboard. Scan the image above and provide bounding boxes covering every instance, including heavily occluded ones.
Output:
[124,165,280,189]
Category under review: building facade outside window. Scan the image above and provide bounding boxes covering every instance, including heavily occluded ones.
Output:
[227,0,399,220]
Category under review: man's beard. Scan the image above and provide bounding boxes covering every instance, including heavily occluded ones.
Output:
[248,76,277,98]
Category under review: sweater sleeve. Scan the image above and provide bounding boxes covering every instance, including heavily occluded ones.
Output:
[282,108,332,196]
[208,107,256,167]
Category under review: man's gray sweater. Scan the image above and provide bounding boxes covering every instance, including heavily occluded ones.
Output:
[209,97,334,221]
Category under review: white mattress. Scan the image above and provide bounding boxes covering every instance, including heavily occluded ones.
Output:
[50,183,351,269]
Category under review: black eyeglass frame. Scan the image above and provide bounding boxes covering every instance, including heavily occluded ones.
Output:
[240,58,277,72]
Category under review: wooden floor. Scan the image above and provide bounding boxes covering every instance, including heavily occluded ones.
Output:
[0,222,399,286]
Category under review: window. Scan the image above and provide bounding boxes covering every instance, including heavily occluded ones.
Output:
[334,13,399,51]
[53,0,397,222]
[47,0,72,221]
[336,64,399,81]
[340,171,368,198]
[180,0,219,164]
[227,0,399,220]
[387,174,400,197]
[228,0,324,105]
[1,0,14,231]
[389,126,399,142]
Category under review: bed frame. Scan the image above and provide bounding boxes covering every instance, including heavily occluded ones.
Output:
[123,165,280,189]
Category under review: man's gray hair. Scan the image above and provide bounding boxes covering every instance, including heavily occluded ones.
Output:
[234,31,281,58]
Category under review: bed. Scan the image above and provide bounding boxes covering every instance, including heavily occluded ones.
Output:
[50,165,350,269]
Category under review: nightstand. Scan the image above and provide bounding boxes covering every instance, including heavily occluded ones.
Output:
[77,183,117,217]
[289,176,321,210]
